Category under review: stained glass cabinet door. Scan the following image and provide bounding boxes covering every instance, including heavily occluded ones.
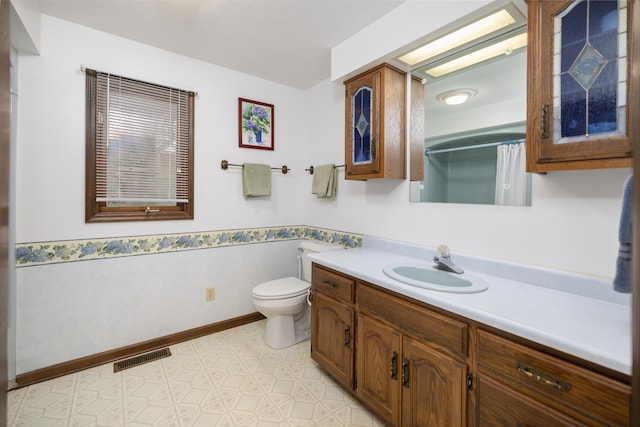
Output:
[345,69,382,178]
[526,0,637,172]
[344,64,406,180]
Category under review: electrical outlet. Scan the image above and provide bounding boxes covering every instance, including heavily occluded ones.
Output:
[205,287,215,302]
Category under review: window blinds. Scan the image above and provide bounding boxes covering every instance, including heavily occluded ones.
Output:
[94,71,190,205]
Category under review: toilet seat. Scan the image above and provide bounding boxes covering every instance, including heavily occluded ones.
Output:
[252,277,309,300]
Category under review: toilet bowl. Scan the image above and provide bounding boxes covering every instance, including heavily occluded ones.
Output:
[252,277,311,349]
[252,240,343,349]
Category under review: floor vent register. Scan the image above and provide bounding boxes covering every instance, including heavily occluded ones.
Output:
[113,348,172,373]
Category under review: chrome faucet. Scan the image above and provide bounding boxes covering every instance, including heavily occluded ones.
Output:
[433,244,464,274]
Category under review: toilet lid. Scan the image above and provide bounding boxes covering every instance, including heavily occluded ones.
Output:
[253,277,309,300]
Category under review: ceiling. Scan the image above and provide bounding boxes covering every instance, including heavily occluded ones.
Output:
[35,0,406,90]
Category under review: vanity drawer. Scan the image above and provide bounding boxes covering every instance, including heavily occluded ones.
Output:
[477,374,578,426]
[312,264,355,303]
[358,283,468,356]
[477,329,630,426]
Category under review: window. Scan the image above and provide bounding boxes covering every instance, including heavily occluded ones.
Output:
[85,69,194,222]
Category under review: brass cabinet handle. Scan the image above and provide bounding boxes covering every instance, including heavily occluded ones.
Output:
[344,325,351,348]
[390,351,398,380]
[402,359,410,388]
[323,280,337,289]
[516,362,571,391]
[540,104,549,139]
[371,138,377,159]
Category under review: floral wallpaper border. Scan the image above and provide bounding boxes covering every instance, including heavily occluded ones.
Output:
[15,226,362,267]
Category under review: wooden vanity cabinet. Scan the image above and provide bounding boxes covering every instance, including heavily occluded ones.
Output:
[310,264,356,390]
[358,283,469,427]
[344,63,406,180]
[526,0,637,172]
[310,263,631,426]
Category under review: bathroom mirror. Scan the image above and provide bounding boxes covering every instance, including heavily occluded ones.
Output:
[409,35,532,206]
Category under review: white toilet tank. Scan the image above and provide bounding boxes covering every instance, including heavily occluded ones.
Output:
[299,240,344,282]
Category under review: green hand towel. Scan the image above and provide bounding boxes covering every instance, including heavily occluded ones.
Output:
[312,164,337,198]
[243,163,271,198]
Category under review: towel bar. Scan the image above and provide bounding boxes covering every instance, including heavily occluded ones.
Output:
[305,164,345,175]
[221,160,289,174]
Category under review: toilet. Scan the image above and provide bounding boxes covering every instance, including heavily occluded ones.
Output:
[252,240,343,349]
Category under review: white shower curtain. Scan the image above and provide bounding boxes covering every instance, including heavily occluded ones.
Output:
[495,142,531,206]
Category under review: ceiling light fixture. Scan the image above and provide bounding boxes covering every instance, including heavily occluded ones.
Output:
[397,9,518,66]
[424,32,527,78]
[438,89,477,105]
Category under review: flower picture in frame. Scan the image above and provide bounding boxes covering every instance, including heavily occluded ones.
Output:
[239,98,274,150]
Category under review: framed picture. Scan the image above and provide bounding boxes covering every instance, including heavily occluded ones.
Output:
[239,98,274,150]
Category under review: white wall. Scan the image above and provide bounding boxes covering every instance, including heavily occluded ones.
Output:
[9,0,41,54]
[16,240,300,373]
[17,15,308,243]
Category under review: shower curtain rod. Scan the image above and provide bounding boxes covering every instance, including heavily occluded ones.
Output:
[425,138,525,156]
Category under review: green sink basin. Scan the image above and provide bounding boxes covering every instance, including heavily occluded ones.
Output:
[383,263,489,293]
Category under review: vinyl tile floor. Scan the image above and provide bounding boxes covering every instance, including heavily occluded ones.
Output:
[8,320,385,427]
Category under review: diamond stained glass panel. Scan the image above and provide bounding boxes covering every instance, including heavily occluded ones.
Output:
[356,112,369,138]
[569,44,606,88]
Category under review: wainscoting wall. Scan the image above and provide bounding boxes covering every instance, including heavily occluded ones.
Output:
[15,226,361,380]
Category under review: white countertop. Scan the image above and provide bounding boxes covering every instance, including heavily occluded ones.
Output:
[309,237,632,375]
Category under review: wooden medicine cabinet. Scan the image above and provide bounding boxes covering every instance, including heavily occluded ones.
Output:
[344,63,407,180]
[526,0,637,172]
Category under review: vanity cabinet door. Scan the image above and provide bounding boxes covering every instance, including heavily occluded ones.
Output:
[310,290,355,390]
[356,312,402,427]
[526,0,637,172]
[344,63,406,180]
[401,335,468,427]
